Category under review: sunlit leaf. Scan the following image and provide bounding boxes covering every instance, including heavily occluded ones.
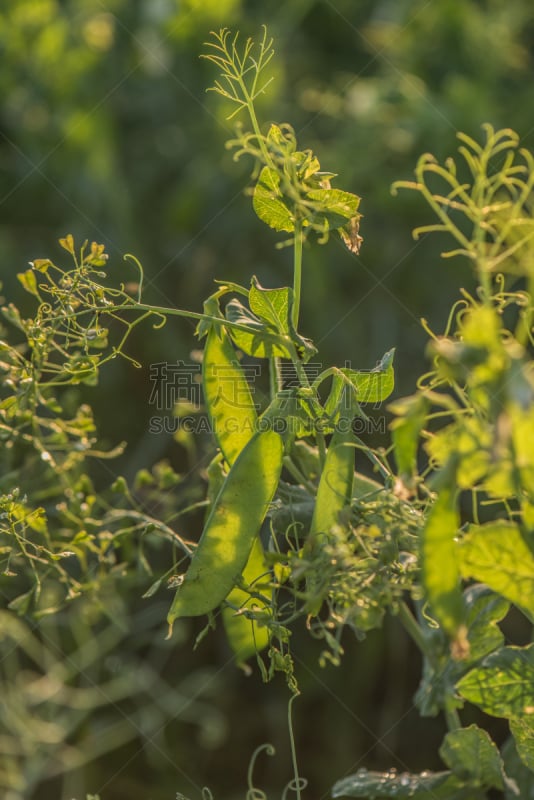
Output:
[342,349,395,404]
[253,167,295,232]
[459,522,534,616]
[249,277,291,336]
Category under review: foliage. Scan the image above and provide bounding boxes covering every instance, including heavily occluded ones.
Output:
[3,13,534,800]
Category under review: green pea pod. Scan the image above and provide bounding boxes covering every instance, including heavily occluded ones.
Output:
[306,402,356,615]
[222,536,271,666]
[167,429,283,627]
[202,326,274,658]
[203,324,258,465]
[310,425,355,535]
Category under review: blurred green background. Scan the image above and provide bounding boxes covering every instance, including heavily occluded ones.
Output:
[2,0,534,798]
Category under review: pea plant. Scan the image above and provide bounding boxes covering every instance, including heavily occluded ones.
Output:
[3,25,534,800]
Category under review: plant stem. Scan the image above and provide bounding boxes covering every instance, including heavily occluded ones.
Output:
[270,356,282,398]
[444,706,462,732]
[316,431,327,469]
[247,100,273,168]
[292,221,303,330]
[397,601,428,655]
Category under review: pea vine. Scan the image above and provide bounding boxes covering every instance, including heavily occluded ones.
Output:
[3,26,534,800]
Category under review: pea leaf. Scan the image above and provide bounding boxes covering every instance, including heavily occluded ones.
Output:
[249,277,291,336]
[459,521,534,616]
[17,269,39,298]
[306,187,361,230]
[59,233,75,254]
[501,735,534,799]
[225,298,292,358]
[510,717,534,772]
[463,584,509,662]
[422,485,465,639]
[253,167,295,233]
[342,348,395,404]
[332,769,463,799]
[457,644,534,717]
[439,725,508,790]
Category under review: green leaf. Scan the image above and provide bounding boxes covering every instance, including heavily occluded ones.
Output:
[510,717,534,772]
[463,584,509,662]
[332,769,463,799]
[30,258,53,272]
[457,644,534,717]
[249,277,291,336]
[342,349,395,404]
[267,122,296,154]
[225,298,292,358]
[439,725,507,790]
[459,522,534,616]
[306,187,360,229]
[17,269,39,298]
[414,586,509,719]
[422,486,465,639]
[253,167,295,233]
[501,735,534,799]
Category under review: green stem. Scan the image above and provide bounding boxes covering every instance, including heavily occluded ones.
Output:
[397,601,428,655]
[247,100,273,168]
[444,706,462,732]
[282,456,316,494]
[270,356,282,399]
[292,221,303,330]
[316,432,327,470]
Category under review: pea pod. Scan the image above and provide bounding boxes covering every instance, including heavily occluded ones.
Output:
[310,424,355,535]
[222,536,271,666]
[306,398,357,614]
[167,429,283,626]
[203,324,258,465]
[202,324,273,657]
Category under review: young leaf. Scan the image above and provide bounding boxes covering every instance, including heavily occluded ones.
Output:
[457,644,534,717]
[17,269,39,298]
[306,187,360,230]
[225,298,292,358]
[253,167,295,233]
[342,349,395,404]
[249,277,291,336]
[59,233,75,255]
